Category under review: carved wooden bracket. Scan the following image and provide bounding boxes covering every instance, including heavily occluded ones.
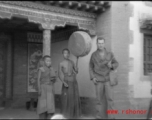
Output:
[0,11,12,19]
[28,17,66,30]
[78,23,96,35]
[0,1,96,34]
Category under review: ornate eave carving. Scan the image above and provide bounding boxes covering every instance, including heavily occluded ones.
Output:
[0,1,97,19]
[0,1,96,34]
[139,13,152,29]
[32,1,110,14]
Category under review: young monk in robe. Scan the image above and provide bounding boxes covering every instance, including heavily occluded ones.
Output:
[58,48,81,119]
[37,55,56,119]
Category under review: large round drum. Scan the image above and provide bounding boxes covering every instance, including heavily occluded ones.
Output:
[68,31,92,57]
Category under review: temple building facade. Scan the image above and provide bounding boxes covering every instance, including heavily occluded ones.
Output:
[0,1,152,118]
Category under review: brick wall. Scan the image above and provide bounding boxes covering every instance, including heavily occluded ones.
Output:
[107,2,149,119]
[96,7,112,51]
[111,1,131,118]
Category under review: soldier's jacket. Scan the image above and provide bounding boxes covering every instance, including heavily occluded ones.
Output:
[89,49,119,82]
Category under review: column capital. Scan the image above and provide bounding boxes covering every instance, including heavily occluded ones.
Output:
[38,18,66,30]
[39,21,55,30]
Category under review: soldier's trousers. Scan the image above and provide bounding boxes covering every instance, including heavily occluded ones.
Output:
[95,81,115,119]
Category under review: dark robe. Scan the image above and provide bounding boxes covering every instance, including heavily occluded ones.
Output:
[37,66,56,114]
[60,60,81,119]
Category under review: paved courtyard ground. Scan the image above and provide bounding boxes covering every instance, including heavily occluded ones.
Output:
[0,107,147,119]
[0,108,39,119]
[0,107,95,119]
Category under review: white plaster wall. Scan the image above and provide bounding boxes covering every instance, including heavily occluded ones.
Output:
[129,1,152,98]
[51,36,97,98]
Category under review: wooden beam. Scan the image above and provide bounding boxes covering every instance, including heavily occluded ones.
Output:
[41,1,50,5]
[48,1,57,5]
[84,1,90,4]
[58,1,63,4]
[56,1,67,7]
[86,1,91,4]
[34,1,109,14]
[87,5,99,13]
[49,1,55,3]
[86,4,90,9]
[94,6,98,11]
[68,1,75,8]
[56,1,70,8]
[78,3,82,8]
[77,4,86,11]
[34,1,42,4]
[91,1,96,3]
[70,1,91,10]
[14,22,27,29]
[77,2,93,11]
[104,1,111,7]
[96,1,104,5]
[99,1,104,5]
[79,1,87,3]
[86,6,95,13]
[70,2,79,10]
[59,1,73,9]
[68,1,73,6]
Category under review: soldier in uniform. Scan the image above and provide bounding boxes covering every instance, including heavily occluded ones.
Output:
[89,37,119,119]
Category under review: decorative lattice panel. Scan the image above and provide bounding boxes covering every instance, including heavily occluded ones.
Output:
[27,29,78,43]
[27,32,43,43]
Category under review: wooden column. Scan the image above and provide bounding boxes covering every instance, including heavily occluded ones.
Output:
[43,29,51,57]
